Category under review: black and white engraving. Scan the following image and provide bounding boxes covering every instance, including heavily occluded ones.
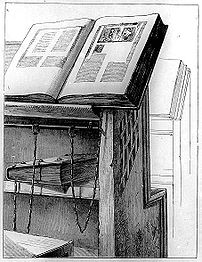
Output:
[2,2,198,260]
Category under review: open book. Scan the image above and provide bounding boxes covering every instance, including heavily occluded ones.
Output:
[5,14,167,108]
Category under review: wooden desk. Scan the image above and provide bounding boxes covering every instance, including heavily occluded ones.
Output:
[4,97,167,258]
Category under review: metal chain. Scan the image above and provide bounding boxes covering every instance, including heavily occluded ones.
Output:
[38,160,43,195]
[13,180,18,231]
[69,120,102,233]
[27,124,40,234]
[13,120,101,234]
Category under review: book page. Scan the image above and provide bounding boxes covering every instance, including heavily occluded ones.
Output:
[59,14,158,99]
[17,27,80,68]
[5,18,94,99]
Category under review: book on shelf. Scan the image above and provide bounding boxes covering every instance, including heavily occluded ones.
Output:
[149,58,191,182]
[6,154,97,193]
[4,230,73,258]
[4,179,100,200]
[5,14,167,108]
[149,58,191,120]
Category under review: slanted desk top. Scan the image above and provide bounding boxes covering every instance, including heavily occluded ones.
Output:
[4,102,100,128]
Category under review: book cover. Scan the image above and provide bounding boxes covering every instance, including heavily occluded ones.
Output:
[6,154,97,193]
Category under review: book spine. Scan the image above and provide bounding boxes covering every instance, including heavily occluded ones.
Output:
[171,66,190,120]
[169,61,184,119]
[176,68,191,120]
[126,15,168,108]
[6,165,62,186]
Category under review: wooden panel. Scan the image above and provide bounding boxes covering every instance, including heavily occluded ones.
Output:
[114,142,163,257]
[142,88,152,205]
[98,110,115,257]
[3,192,99,250]
[112,93,167,257]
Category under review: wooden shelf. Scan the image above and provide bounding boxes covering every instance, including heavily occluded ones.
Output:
[4,180,99,200]
[4,102,100,129]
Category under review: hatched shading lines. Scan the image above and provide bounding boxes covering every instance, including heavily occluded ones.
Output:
[101,62,128,82]
[33,31,57,53]
[52,29,78,52]
[17,56,42,68]
[41,56,67,68]
[75,53,106,82]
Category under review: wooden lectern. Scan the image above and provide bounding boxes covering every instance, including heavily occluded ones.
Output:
[4,85,167,258]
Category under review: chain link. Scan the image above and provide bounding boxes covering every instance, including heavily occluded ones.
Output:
[12,121,101,234]
[27,124,40,234]
[13,180,18,231]
[69,120,102,233]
